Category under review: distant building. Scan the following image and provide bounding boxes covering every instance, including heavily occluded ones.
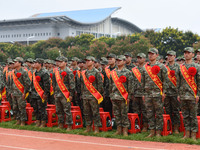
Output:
[0,7,143,44]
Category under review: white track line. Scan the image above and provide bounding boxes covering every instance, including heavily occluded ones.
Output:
[0,144,37,150]
[0,132,167,150]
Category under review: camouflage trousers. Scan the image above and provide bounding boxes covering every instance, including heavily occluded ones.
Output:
[164,96,180,126]
[132,97,148,124]
[197,100,200,116]
[112,99,129,128]
[145,97,163,130]
[102,96,113,118]
[12,95,27,121]
[83,99,101,127]
[55,97,73,125]
[32,98,47,121]
[181,100,198,132]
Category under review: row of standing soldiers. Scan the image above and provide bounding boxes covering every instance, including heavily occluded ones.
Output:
[0,47,200,140]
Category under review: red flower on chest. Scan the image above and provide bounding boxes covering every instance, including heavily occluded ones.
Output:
[118,75,126,83]
[170,70,175,77]
[61,71,67,77]
[188,67,197,76]
[151,65,160,75]
[88,75,95,83]
[36,76,41,82]
[16,73,21,78]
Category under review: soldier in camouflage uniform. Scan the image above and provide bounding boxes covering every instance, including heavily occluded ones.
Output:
[11,57,31,126]
[52,56,75,130]
[178,47,200,140]
[0,64,5,104]
[80,56,103,134]
[141,48,167,137]
[31,58,50,127]
[196,49,200,115]
[109,55,133,136]
[163,50,180,134]
[124,52,135,71]
[131,53,148,132]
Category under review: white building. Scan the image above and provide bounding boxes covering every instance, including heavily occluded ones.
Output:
[0,7,143,44]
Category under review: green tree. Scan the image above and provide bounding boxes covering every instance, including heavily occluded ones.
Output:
[46,47,60,60]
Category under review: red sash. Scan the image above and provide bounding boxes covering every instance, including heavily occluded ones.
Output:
[55,68,70,102]
[105,66,111,79]
[132,67,141,83]
[24,68,32,82]
[110,70,128,104]
[144,63,163,95]
[165,65,177,87]
[77,70,81,78]
[33,72,45,103]
[50,79,54,96]
[180,65,197,97]
[81,70,103,104]
[12,70,24,94]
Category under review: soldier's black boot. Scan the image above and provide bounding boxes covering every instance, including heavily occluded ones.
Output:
[94,126,99,134]
[35,120,41,127]
[66,125,72,131]
[191,132,197,141]
[141,123,148,132]
[84,126,91,133]
[58,123,64,129]
[146,129,155,138]
[114,126,122,135]
[40,121,46,128]
[174,124,179,134]
[123,127,128,136]
[182,130,190,139]
[15,120,21,125]
[156,130,161,137]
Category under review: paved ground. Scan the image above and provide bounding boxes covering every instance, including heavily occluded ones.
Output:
[0,128,200,150]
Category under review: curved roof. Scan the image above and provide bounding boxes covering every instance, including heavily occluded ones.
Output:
[31,7,121,24]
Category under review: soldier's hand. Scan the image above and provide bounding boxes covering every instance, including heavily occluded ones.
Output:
[177,96,180,102]
[162,93,166,102]
[22,93,25,100]
[43,94,47,100]
[142,96,145,103]
[69,96,72,102]
[196,96,199,104]
[127,99,130,105]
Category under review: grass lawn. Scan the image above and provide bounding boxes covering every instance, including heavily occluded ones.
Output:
[0,120,200,145]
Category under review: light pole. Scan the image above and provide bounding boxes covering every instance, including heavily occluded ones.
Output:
[27,36,35,46]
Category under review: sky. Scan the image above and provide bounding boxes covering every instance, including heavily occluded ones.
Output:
[1,0,200,34]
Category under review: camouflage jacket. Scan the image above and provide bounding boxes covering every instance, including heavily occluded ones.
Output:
[30,68,50,99]
[104,65,116,98]
[109,67,133,100]
[80,67,103,100]
[125,63,135,71]
[0,69,5,92]
[10,67,31,96]
[164,62,180,96]
[75,70,82,94]
[141,61,167,97]
[178,62,200,100]
[52,67,75,98]
[132,66,144,97]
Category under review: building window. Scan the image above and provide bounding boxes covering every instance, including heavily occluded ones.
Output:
[8,35,10,38]
[46,33,48,36]
[49,32,51,36]
[57,33,60,36]
[31,34,33,36]
[41,33,42,36]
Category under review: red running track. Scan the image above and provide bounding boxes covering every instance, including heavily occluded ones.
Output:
[0,128,200,150]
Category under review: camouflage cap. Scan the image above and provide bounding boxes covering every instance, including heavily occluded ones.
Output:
[100,59,108,65]
[35,58,44,64]
[13,57,24,62]
[100,57,107,61]
[167,50,176,56]
[137,53,146,58]
[196,49,200,53]
[148,48,159,54]
[55,56,68,62]
[107,53,116,59]
[184,47,194,53]
[85,56,96,61]
[124,52,132,57]
[78,59,85,63]
[26,58,34,63]
[116,55,126,61]
[71,57,79,61]
[8,59,14,64]
[176,56,180,61]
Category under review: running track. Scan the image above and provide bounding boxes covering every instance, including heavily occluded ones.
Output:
[0,128,200,150]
